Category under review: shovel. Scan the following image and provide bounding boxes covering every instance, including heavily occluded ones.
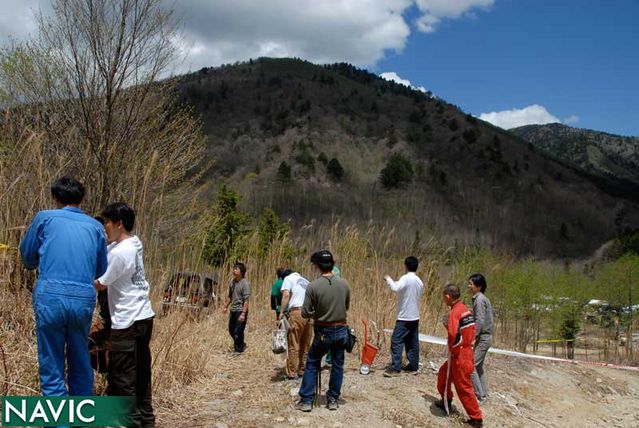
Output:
[359,319,379,375]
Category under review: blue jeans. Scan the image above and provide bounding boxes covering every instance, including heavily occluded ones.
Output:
[299,326,348,404]
[390,320,419,371]
[33,291,95,397]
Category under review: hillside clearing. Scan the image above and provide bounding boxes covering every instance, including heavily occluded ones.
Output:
[156,314,639,427]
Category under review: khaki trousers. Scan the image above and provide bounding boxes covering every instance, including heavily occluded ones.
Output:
[286,310,313,377]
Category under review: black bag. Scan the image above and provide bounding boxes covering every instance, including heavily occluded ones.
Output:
[345,326,357,353]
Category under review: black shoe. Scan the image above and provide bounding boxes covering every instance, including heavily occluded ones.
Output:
[383,369,401,378]
[434,398,453,412]
[402,364,418,372]
[464,418,483,427]
[326,398,338,410]
[294,400,312,412]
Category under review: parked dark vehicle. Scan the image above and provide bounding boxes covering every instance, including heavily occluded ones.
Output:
[162,271,219,316]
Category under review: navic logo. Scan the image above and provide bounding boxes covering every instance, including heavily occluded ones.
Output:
[1,396,135,427]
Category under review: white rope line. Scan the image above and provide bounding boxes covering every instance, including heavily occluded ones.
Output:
[382,329,639,372]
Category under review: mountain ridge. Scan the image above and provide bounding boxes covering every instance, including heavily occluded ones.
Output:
[173,57,639,257]
[510,123,639,188]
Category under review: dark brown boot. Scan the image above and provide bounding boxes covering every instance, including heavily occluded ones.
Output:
[464,418,483,427]
[434,398,453,412]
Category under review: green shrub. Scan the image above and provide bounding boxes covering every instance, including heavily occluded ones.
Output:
[327,158,345,182]
[258,208,289,257]
[202,184,251,266]
[380,153,414,189]
[317,152,328,165]
[277,161,292,183]
[617,229,639,255]
[295,147,315,171]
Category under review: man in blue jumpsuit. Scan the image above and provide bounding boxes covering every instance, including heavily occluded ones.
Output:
[20,176,108,397]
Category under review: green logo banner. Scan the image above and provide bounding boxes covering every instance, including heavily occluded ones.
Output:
[1,396,136,427]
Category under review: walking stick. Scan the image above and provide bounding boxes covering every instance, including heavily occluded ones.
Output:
[315,361,321,407]
[444,350,451,415]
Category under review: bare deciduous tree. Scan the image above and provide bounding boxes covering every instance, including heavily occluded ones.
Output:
[0,0,203,214]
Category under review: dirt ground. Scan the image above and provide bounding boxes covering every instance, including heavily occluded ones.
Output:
[156,316,639,428]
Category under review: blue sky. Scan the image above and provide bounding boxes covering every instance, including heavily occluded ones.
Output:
[376,0,639,136]
[1,0,637,135]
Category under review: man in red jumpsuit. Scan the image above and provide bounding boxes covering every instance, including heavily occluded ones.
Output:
[436,284,483,427]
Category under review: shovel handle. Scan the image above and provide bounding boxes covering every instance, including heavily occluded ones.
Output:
[362,319,368,345]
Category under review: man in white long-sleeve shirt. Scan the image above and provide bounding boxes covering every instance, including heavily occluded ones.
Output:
[383,256,424,377]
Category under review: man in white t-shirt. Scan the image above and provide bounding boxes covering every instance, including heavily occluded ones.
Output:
[95,202,155,428]
[278,269,312,379]
[383,256,424,377]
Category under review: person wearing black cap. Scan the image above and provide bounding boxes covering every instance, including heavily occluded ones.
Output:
[295,250,350,412]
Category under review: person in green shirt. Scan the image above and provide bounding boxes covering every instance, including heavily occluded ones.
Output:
[270,267,285,320]
[332,265,341,278]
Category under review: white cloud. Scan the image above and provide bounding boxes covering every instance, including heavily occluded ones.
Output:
[380,71,427,92]
[0,0,495,73]
[380,71,412,86]
[479,105,563,129]
[0,0,411,71]
[166,0,413,72]
[1,1,498,74]
[563,115,580,125]
[414,0,495,33]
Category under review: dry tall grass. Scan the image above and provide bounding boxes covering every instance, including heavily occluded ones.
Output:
[1,122,637,425]
[0,108,210,401]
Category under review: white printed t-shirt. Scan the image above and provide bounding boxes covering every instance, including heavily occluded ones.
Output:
[281,272,310,310]
[98,236,155,329]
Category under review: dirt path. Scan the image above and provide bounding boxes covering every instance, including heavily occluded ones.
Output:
[156,318,639,427]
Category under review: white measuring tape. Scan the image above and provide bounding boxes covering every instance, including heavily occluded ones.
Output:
[382,329,639,372]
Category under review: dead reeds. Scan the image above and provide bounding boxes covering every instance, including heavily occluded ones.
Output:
[1,117,637,426]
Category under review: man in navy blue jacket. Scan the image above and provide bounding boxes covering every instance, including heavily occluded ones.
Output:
[20,176,108,397]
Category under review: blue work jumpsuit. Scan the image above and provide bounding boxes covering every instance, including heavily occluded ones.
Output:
[20,206,108,396]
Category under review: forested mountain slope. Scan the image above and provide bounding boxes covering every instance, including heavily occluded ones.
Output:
[173,58,639,257]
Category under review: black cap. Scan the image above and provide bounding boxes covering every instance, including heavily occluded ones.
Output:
[311,250,334,266]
